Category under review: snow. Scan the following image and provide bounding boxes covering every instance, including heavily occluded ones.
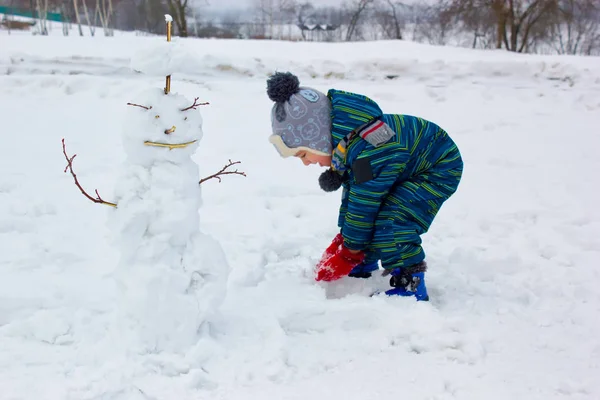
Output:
[109,85,228,355]
[1,32,600,400]
[2,33,600,85]
[130,41,190,77]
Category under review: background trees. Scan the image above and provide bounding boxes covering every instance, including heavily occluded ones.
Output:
[1,0,598,55]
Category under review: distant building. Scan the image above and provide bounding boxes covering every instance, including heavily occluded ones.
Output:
[297,23,340,42]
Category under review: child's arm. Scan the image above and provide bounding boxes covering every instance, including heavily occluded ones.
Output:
[341,153,405,251]
[337,182,350,229]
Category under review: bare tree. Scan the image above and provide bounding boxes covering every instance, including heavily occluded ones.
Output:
[219,10,243,39]
[80,0,97,36]
[385,0,404,39]
[134,0,168,34]
[441,0,495,47]
[373,1,413,40]
[548,0,600,55]
[255,0,272,38]
[412,1,456,45]
[60,2,70,35]
[166,0,190,36]
[344,0,375,41]
[72,0,84,35]
[447,0,559,52]
[97,0,114,36]
[373,6,394,39]
[296,1,314,39]
[502,0,558,52]
[35,0,49,35]
[277,0,297,39]
[254,0,296,39]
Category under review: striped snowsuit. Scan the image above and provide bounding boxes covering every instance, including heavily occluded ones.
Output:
[328,89,463,270]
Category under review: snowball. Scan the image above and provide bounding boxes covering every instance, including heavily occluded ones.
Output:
[114,233,229,354]
[164,14,173,23]
[121,87,204,166]
[130,40,185,77]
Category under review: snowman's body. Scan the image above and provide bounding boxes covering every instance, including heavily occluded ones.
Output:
[109,88,228,353]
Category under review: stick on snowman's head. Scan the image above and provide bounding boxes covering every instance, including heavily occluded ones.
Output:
[164,14,173,95]
[123,15,209,165]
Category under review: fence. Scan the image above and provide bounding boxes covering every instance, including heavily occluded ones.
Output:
[0,5,62,22]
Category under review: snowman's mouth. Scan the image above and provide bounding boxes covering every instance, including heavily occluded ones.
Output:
[144,140,197,150]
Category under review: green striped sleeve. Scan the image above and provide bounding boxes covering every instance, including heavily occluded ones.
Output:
[342,151,405,250]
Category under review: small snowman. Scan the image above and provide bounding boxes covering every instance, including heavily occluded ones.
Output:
[62,15,243,354]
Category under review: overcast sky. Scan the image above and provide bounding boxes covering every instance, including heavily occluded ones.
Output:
[204,0,429,10]
[205,0,347,9]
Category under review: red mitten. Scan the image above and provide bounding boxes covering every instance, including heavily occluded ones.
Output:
[319,233,344,263]
[315,244,365,282]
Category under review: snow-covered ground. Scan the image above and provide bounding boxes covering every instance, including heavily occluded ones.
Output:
[1,31,600,400]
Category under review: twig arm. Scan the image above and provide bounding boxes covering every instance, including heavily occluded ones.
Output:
[199,160,246,185]
[182,97,210,111]
[62,138,117,208]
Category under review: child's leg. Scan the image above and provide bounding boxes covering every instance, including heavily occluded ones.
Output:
[382,142,463,269]
[374,199,444,301]
[372,137,462,298]
[378,197,446,270]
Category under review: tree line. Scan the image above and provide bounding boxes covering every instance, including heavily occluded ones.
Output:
[2,0,599,55]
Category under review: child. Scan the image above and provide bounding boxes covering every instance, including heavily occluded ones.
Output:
[266,72,463,301]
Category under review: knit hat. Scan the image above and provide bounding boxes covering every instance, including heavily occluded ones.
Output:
[266,72,332,158]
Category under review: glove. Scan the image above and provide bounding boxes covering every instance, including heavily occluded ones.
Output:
[348,261,379,279]
[315,242,365,282]
[319,233,344,263]
[314,234,343,280]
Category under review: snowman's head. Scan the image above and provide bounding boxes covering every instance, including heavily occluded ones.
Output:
[122,88,204,166]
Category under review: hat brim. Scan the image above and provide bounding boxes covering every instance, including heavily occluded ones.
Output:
[268,135,330,158]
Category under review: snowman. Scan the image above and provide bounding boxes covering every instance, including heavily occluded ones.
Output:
[62,16,240,354]
[110,95,230,354]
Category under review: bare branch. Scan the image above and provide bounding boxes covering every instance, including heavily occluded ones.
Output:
[181,97,210,111]
[62,139,117,208]
[199,160,247,185]
[127,102,152,110]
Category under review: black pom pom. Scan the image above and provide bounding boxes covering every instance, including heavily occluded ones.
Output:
[267,72,300,103]
[319,169,345,192]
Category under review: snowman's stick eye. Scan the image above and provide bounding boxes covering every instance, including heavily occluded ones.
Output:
[126,102,152,110]
[181,97,209,111]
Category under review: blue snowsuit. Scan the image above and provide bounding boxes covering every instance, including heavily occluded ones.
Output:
[328,89,463,270]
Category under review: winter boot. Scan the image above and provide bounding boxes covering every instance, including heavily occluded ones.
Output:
[348,261,379,279]
[383,261,429,301]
